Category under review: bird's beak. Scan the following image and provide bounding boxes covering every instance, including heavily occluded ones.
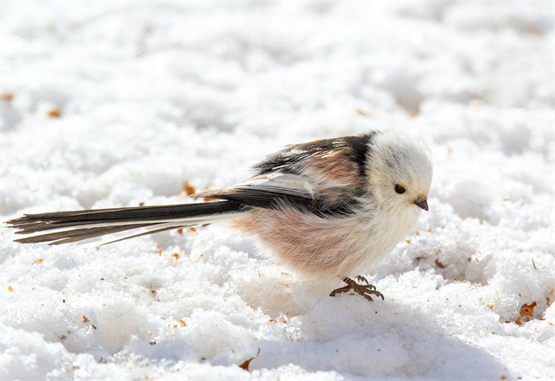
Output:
[414,199,428,211]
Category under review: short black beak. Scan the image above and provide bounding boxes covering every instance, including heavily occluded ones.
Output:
[415,199,428,211]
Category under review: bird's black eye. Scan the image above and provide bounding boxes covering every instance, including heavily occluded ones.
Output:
[395,184,406,194]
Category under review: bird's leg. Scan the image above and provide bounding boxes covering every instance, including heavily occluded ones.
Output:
[329,285,352,296]
[330,277,384,302]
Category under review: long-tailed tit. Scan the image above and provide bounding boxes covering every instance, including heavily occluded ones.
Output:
[7,130,432,301]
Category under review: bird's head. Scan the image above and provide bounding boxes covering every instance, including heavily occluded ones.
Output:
[366,130,433,214]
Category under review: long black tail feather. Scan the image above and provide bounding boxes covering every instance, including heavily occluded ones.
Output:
[6,201,249,245]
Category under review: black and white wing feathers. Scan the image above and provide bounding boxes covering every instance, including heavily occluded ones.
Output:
[6,133,375,246]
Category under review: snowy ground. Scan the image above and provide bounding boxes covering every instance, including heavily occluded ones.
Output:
[1,2,554,380]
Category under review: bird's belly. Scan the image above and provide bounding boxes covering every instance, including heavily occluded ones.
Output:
[230,208,403,279]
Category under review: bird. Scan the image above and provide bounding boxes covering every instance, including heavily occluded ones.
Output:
[6,129,432,302]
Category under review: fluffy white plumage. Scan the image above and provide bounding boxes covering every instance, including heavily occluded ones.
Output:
[231,130,433,281]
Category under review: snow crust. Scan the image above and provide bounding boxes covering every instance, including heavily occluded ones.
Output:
[1,2,553,380]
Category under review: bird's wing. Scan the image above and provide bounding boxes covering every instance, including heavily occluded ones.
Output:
[196,134,376,214]
[253,133,377,190]
[195,172,312,206]
[195,171,359,216]
[196,134,379,214]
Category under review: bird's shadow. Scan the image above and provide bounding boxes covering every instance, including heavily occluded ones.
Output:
[233,296,510,380]
[133,285,511,379]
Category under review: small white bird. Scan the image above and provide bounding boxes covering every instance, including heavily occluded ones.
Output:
[8,130,432,301]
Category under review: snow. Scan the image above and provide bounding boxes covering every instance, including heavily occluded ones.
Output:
[1,2,553,380]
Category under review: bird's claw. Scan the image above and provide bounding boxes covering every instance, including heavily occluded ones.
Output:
[356,275,369,284]
[330,277,384,302]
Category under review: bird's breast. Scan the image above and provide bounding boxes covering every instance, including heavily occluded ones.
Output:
[230,205,417,279]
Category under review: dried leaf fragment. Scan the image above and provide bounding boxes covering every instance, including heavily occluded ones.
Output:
[82,315,90,323]
[239,357,254,371]
[189,227,197,233]
[179,319,187,327]
[32,258,43,265]
[515,319,522,326]
[182,181,196,196]
[47,108,61,118]
[171,253,180,260]
[0,93,14,101]
[435,259,446,269]
[519,302,537,322]
[487,304,494,310]
[7,285,13,292]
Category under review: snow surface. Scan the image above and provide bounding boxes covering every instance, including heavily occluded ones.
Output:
[1,2,554,380]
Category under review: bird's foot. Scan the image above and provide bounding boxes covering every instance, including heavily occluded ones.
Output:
[355,275,370,285]
[355,275,378,291]
[330,276,384,302]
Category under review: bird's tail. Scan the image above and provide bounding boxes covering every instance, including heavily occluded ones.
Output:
[6,201,248,247]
